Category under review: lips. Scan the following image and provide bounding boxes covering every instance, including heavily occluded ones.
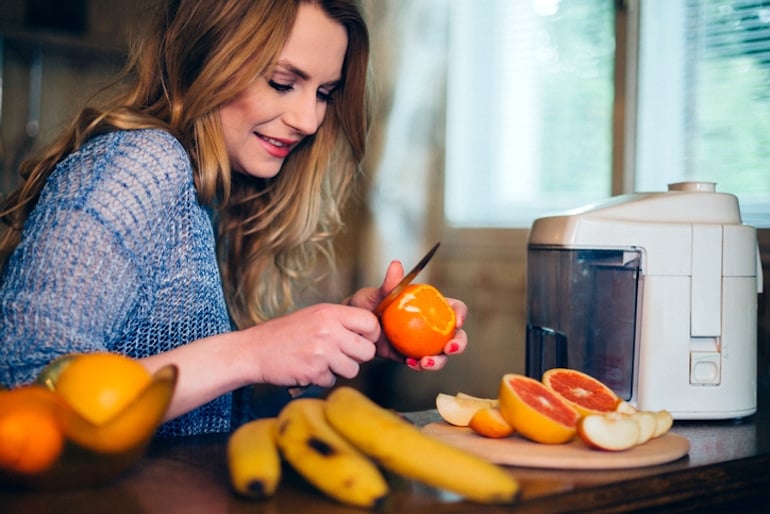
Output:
[256,133,296,159]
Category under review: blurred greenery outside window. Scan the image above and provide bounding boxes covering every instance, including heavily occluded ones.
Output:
[444,0,770,229]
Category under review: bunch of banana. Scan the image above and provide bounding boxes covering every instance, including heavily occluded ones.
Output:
[275,398,389,508]
[226,387,520,507]
[325,386,520,504]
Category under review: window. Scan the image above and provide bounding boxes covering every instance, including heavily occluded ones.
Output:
[635,0,770,227]
[445,0,770,229]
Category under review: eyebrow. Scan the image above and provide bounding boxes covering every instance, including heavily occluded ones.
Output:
[274,60,341,89]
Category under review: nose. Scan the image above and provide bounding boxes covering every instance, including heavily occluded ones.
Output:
[283,91,324,136]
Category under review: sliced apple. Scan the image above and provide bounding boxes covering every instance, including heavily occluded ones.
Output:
[630,411,657,445]
[456,392,500,406]
[468,406,515,439]
[435,393,497,427]
[615,400,637,415]
[652,409,674,438]
[577,412,640,451]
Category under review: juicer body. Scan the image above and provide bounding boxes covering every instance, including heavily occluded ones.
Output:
[526,183,762,419]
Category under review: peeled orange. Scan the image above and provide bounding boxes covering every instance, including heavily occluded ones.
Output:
[381,283,456,358]
[498,373,580,444]
[54,352,151,425]
[541,368,621,417]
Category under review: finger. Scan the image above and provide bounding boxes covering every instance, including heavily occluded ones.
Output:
[314,370,337,388]
[381,260,405,295]
[443,329,468,355]
[419,354,447,370]
[447,298,468,327]
[329,356,361,380]
[338,333,377,364]
[339,306,382,343]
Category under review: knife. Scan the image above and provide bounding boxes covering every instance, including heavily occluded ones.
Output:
[373,242,440,317]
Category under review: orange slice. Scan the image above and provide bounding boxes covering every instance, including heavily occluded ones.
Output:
[541,368,620,417]
[468,407,515,439]
[498,373,579,444]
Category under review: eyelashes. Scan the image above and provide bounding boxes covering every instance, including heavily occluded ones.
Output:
[268,80,335,104]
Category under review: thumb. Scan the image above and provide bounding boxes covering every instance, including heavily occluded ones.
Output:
[381,260,406,295]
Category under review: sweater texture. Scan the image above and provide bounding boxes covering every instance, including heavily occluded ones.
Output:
[0,129,243,436]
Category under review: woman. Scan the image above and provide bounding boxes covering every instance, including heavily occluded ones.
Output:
[0,0,468,436]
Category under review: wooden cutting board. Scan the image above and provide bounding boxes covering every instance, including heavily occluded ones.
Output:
[422,422,690,470]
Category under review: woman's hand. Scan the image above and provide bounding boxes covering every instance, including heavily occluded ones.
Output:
[345,260,469,371]
[244,303,381,388]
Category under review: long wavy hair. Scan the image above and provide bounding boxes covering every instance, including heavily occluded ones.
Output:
[0,0,371,328]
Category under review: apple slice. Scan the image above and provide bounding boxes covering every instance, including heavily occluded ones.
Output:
[456,392,500,406]
[435,393,497,427]
[615,400,637,415]
[577,412,640,451]
[652,409,674,438]
[630,411,657,445]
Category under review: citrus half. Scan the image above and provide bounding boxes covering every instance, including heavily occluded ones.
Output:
[381,283,456,358]
[498,373,580,444]
[541,368,621,417]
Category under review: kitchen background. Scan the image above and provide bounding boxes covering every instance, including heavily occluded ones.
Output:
[1,0,768,411]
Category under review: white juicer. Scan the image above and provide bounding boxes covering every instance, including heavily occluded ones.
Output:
[525,182,762,419]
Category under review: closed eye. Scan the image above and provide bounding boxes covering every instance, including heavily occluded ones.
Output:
[269,80,293,94]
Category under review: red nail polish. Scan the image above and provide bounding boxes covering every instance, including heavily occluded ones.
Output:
[425,358,435,368]
[406,358,419,368]
[448,342,459,354]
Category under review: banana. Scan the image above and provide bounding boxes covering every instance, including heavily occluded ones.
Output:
[325,386,520,504]
[275,398,388,508]
[227,417,281,499]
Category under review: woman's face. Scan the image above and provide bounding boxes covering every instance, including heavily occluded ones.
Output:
[220,3,348,178]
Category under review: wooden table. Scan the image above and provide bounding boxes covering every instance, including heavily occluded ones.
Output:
[2,378,769,513]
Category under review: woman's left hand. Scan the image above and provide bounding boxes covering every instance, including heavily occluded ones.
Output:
[345,260,469,371]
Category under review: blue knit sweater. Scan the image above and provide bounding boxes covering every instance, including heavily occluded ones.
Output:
[0,129,245,436]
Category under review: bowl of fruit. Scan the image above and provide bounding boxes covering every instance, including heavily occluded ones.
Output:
[0,352,176,490]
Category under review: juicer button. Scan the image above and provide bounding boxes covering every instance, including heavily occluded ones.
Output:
[690,352,721,385]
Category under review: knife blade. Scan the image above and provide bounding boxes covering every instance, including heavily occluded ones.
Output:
[373,242,440,317]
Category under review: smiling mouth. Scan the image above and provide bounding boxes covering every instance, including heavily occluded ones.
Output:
[257,133,294,148]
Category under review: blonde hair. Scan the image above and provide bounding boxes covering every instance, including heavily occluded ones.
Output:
[0,0,371,328]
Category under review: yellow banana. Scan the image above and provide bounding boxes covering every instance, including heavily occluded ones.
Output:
[275,398,388,508]
[325,386,520,504]
[227,417,281,499]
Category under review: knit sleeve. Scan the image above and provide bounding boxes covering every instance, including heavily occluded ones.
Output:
[0,130,196,387]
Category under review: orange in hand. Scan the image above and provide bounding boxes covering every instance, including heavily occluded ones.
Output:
[381,283,456,359]
[0,386,65,475]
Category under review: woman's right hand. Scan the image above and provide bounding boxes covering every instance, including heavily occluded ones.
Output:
[243,303,382,388]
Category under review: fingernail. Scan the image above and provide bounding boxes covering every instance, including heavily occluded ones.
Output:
[424,358,435,368]
[448,342,460,354]
[406,358,420,368]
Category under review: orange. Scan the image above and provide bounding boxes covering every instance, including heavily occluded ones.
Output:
[468,407,515,439]
[498,373,580,444]
[541,368,620,417]
[0,386,65,474]
[381,283,456,359]
[54,352,152,425]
